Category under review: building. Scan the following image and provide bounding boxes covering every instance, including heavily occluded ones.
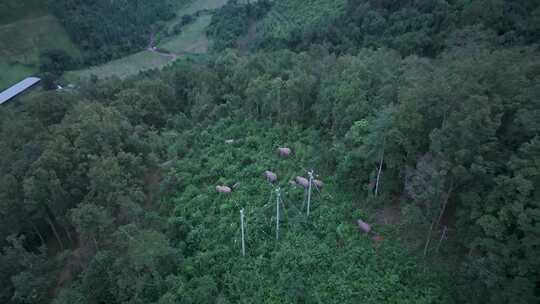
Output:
[0,77,41,105]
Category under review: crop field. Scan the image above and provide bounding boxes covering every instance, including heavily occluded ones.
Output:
[261,0,347,40]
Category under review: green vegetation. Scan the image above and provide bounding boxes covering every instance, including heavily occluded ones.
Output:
[0,14,80,89]
[261,0,347,40]
[0,62,35,91]
[65,15,214,82]
[161,15,213,54]
[0,0,47,25]
[1,1,540,304]
[0,15,79,66]
[64,0,232,81]
[207,0,272,51]
[65,51,174,82]
[49,0,181,65]
[175,0,229,16]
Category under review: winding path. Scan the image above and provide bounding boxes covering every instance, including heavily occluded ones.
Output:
[147,33,179,61]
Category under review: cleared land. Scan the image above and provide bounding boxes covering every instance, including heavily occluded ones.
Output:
[160,15,213,54]
[0,62,35,91]
[0,15,79,66]
[0,0,48,25]
[66,0,231,81]
[0,14,79,90]
[172,0,228,18]
[64,51,173,82]
[65,14,214,82]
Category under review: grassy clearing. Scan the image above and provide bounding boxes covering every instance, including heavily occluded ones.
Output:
[0,0,48,25]
[65,51,175,82]
[66,0,232,81]
[160,15,213,54]
[176,0,228,17]
[0,15,80,66]
[66,21,214,81]
[164,0,227,32]
[0,13,79,88]
[0,61,36,90]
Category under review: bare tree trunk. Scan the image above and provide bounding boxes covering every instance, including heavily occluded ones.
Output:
[424,220,435,257]
[93,237,99,251]
[46,216,64,251]
[436,180,454,226]
[64,225,75,247]
[31,222,45,246]
[436,226,448,253]
[375,138,385,196]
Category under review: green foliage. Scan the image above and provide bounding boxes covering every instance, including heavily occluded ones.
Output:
[207,0,272,51]
[0,12,80,89]
[251,0,540,56]
[260,0,347,41]
[0,0,47,25]
[2,235,57,304]
[49,0,179,64]
[155,121,452,303]
[1,2,540,303]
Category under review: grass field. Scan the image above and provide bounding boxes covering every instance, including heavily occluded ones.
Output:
[65,51,174,82]
[0,0,48,25]
[0,62,36,91]
[0,15,79,66]
[174,0,228,18]
[0,13,80,90]
[160,15,213,54]
[66,14,216,82]
[67,0,231,81]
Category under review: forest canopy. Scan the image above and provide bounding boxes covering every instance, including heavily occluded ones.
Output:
[48,0,180,65]
[1,0,539,303]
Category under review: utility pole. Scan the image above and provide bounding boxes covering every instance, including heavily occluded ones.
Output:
[307,170,314,217]
[276,188,281,240]
[240,209,245,257]
[375,138,385,196]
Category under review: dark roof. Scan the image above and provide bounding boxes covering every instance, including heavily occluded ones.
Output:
[0,77,41,104]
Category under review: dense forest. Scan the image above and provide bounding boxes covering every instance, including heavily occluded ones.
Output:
[1,0,540,303]
[48,0,181,65]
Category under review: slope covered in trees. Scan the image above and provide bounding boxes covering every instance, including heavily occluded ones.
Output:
[211,0,540,55]
[1,0,540,303]
[49,0,183,65]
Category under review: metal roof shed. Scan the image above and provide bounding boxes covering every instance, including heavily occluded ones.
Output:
[0,77,41,105]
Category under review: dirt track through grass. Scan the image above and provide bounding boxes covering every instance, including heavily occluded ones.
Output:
[66,0,231,81]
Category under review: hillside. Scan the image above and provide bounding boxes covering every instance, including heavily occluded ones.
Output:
[1,1,540,304]
[65,0,232,81]
[0,2,79,90]
[0,0,47,25]
[261,0,346,40]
